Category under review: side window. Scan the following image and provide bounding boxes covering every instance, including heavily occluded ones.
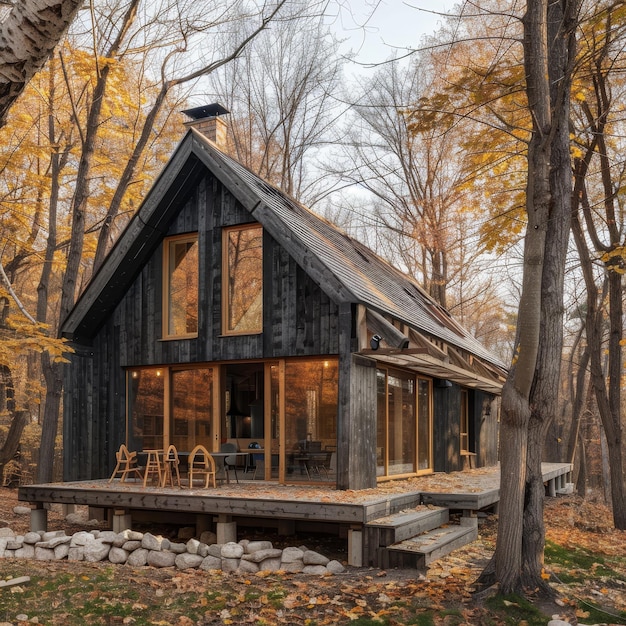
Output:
[223,224,263,334]
[460,389,469,453]
[163,234,198,338]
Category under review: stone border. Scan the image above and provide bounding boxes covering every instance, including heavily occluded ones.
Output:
[0,527,345,575]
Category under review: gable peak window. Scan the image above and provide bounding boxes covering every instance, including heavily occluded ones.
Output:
[223,224,263,335]
[163,233,199,338]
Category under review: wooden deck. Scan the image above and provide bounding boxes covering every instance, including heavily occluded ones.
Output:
[18,463,573,568]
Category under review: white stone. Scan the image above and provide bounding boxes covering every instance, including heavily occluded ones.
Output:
[142,533,163,551]
[42,531,66,541]
[259,557,282,572]
[0,528,15,538]
[547,621,571,626]
[197,543,209,558]
[54,544,70,560]
[14,545,35,559]
[67,547,84,561]
[281,561,304,573]
[221,542,244,559]
[23,532,42,545]
[302,565,328,575]
[70,532,94,547]
[98,531,118,544]
[241,548,283,563]
[121,540,142,552]
[221,557,240,572]
[13,506,31,516]
[303,550,329,566]
[34,547,55,561]
[186,538,200,554]
[238,559,259,573]
[37,536,71,549]
[199,555,222,571]
[326,560,345,574]
[281,547,304,563]
[175,553,204,570]
[127,548,148,566]
[84,539,110,562]
[207,544,222,558]
[245,540,273,553]
[147,550,176,568]
[108,547,129,564]
[168,542,187,555]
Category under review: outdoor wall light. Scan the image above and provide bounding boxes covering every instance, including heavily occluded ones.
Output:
[370,334,382,350]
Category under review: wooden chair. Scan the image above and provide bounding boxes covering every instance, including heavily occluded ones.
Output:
[109,444,143,483]
[161,444,181,487]
[187,445,216,488]
[220,442,239,483]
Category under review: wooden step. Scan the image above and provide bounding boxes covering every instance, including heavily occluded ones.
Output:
[383,524,478,570]
[365,506,449,546]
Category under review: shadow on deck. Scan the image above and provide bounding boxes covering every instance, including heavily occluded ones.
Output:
[18,462,573,569]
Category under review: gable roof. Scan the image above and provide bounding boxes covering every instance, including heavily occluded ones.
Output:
[61,128,506,385]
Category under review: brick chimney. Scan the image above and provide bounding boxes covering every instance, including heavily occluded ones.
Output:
[182,103,229,149]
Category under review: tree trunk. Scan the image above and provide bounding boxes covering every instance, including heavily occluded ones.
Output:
[37,354,63,483]
[521,0,578,593]
[0,0,83,127]
[492,0,552,594]
[0,365,28,481]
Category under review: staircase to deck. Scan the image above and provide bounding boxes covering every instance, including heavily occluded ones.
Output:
[364,506,478,570]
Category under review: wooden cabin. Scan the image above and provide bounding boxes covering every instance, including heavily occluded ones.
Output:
[60,104,506,491]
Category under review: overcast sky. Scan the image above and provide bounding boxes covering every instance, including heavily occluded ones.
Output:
[329,0,453,66]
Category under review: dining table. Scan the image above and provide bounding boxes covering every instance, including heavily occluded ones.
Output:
[209,451,249,484]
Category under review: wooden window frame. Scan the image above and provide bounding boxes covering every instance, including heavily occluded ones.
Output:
[162,233,199,340]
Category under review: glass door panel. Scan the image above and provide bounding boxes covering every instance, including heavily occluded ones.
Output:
[387,371,415,476]
[417,378,432,472]
[171,368,213,452]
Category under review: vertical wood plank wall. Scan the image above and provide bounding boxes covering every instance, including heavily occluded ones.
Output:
[64,172,341,481]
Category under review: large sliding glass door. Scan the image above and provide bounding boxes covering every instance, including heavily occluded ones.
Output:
[126,358,339,483]
[376,367,432,478]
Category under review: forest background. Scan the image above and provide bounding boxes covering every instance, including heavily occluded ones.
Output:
[0,0,624,595]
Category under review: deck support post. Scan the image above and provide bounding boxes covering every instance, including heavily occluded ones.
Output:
[30,504,47,532]
[216,515,236,544]
[460,510,478,528]
[348,526,363,567]
[547,478,557,497]
[112,509,132,533]
[62,504,76,516]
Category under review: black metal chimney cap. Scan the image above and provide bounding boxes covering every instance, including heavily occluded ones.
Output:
[182,103,229,120]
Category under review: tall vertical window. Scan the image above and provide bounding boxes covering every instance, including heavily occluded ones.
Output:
[127,369,165,451]
[460,389,469,454]
[223,225,263,334]
[164,234,198,338]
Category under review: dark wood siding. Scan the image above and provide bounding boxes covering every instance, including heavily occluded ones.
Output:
[64,171,341,480]
[433,382,461,473]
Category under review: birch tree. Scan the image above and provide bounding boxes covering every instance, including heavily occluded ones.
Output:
[0,0,83,127]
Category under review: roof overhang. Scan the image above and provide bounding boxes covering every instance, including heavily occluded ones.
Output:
[359,348,505,394]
